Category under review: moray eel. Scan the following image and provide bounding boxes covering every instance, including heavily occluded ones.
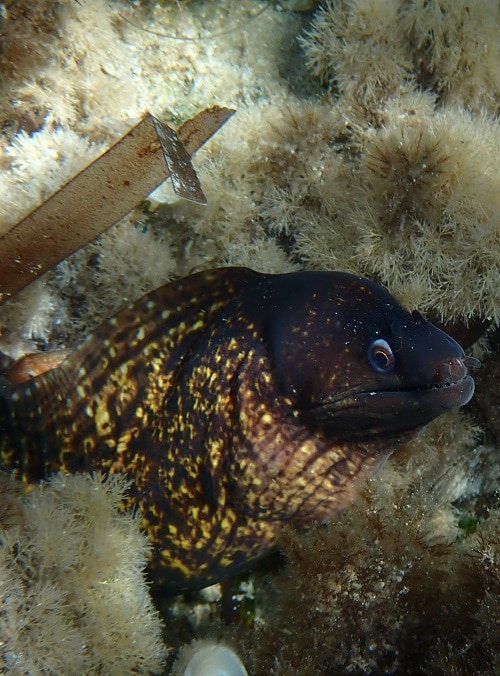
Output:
[0,267,478,592]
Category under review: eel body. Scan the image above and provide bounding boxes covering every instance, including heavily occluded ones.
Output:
[0,267,477,592]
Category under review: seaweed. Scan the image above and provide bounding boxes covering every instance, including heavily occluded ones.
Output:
[0,107,234,304]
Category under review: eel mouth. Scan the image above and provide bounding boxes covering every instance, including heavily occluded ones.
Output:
[331,352,479,409]
[337,373,474,409]
[372,373,475,407]
[306,374,475,438]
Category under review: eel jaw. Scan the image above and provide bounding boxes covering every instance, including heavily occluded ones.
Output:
[305,374,475,441]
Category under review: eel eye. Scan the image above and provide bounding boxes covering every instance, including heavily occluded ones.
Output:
[368,338,395,374]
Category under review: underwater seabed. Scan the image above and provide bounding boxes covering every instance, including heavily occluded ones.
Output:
[0,0,499,673]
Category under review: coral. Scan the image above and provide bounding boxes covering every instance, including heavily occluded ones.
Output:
[302,0,500,115]
[48,214,177,343]
[300,100,500,322]
[0,127,105,235]
[353,106,500,321]
[249,493,500,674]
[154,99,341,276]
[0,472,167,674]
[400,0,500,113]
[301,0,415,103]
[0,0,61,80]
[296,2,500,320]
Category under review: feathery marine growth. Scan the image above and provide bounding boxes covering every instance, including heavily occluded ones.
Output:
[0,267,478,592]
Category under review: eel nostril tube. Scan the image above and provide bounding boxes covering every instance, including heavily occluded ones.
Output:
[463,355,481,370]
[445,355,481,381]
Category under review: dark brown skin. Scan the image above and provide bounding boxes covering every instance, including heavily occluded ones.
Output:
[0,267,478,592]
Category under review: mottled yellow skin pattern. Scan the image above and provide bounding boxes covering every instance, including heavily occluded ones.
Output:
[0,267,474,592]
